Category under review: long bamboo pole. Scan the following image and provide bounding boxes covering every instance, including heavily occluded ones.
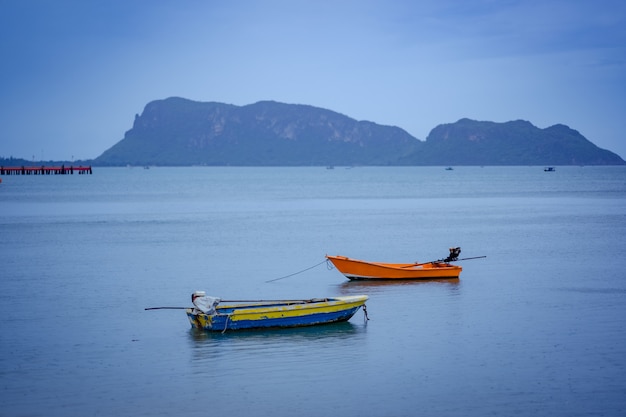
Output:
[145,298,326,310]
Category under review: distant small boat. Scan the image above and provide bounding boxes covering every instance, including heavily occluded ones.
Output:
[544,167,556,172]
[445,167,454,170]
[183,292,368,332]
[326,247,467,281]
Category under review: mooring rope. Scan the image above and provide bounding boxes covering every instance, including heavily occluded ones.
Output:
[222,314,231,334]
[265,259,329,283]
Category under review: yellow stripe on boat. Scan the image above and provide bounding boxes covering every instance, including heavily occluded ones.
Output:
[225,296,367,322]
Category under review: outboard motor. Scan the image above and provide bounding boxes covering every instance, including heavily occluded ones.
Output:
[444,247,461,262]
[191,291,221,314]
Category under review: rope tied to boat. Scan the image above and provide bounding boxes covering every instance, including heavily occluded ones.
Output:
[326,258,335,270]
[222,314,232,334]
[265,259,329,283]
[363,304,370,324]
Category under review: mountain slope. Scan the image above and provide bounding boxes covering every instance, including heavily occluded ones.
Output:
[95,97,420,166]
[93,98,624,166]
[409,118,624,165]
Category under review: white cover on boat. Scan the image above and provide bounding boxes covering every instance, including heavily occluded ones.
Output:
[192,295,221,314]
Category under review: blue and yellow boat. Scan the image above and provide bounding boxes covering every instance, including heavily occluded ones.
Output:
[186,292,368,332]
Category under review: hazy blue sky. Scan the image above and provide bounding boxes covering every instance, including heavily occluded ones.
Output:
[1,0,625,161]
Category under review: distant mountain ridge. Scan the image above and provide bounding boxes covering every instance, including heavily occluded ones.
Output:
[92,97,623,166]
[411,118,622,166]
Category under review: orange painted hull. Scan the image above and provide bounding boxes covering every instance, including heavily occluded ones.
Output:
[326,255,462,280]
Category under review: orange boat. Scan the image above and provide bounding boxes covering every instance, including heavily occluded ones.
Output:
[326,247,464,281]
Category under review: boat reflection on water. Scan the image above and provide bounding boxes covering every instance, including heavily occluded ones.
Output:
[186,321,367,368]
[188,320,362,343]
[336,277,460,296]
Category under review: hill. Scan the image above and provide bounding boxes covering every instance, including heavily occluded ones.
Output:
[91,97,624,166]
[95,98,419,166]
[406,118,623,165]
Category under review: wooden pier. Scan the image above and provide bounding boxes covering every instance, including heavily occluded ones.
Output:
[0,165,93,175]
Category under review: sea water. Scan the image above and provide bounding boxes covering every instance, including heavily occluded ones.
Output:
[1,166,625,417]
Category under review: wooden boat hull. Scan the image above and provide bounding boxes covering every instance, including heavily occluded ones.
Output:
[326,255,462,280]
[186,295,368,331]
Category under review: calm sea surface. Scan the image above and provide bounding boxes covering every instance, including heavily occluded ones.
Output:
[1,166,625,417]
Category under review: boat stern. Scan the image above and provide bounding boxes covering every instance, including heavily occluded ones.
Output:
[186,308,214,330]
